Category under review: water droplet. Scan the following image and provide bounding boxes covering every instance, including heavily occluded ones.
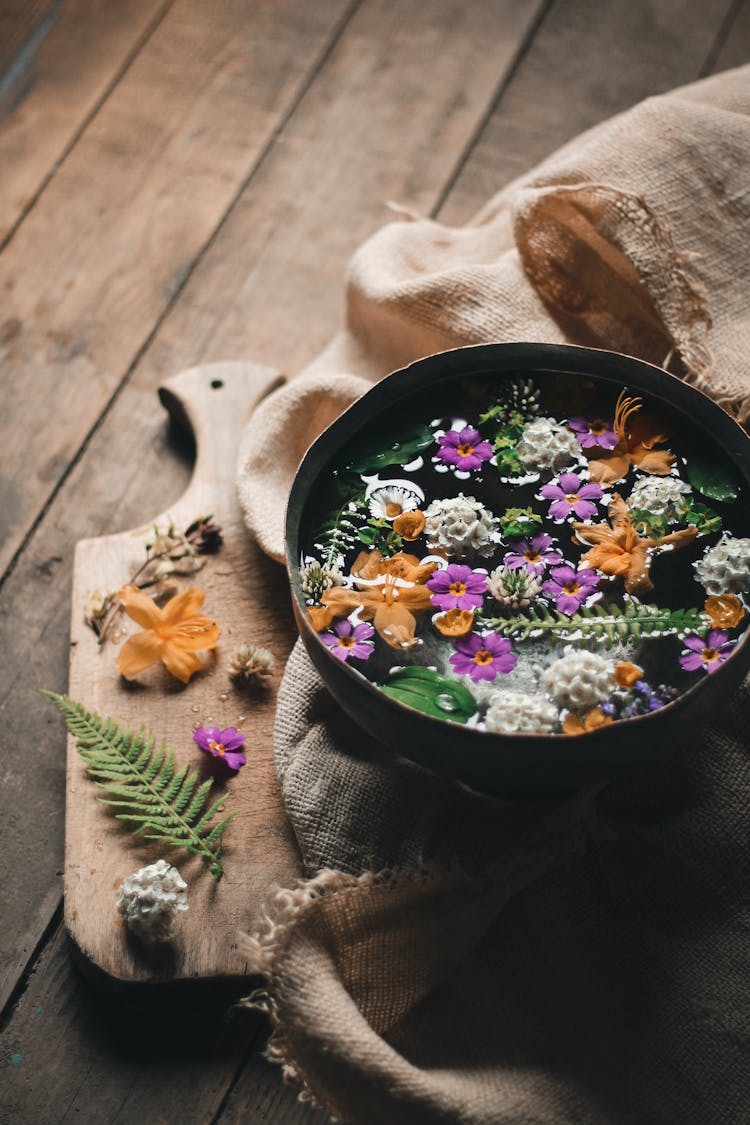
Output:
[238,714,247,722]
[219,692,228,701]
[205,715,213,722]
[436,693,458,712]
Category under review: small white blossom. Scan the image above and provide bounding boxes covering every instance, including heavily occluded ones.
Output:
[542,648,614,712]
[299,560,344,603]
[694,534,750,595]
[626,476,691,522]
[484,690,559,735]
[116,860,188,944]
[229,643,275,687]
[516,417,580,474]
[424,493,499,559]
[487,565,542,609]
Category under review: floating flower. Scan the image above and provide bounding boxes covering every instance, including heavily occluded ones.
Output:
[228,643,275,687]
[299,559,344,603]
[503,533,563,576]
[116,585,220,684]
[626,476,692,523]
[615,680,678,717]
[679,630,736,674]
[613,661,643,688]
[515,417,580,474]
[704,594,746,630]
[487,565,542,609]
[562,707,614,735]
[542,564,600,615]
[193,726,247,771]
[484,690,558,735]
[540,472,604,521]
[585,391,676,486]
[450,632,517,683]
[572,493,697,596]
[568,415,618,450]
[433,608,475,638]
[542,648,614,711]
[423,494,499,559]
[436,426,493,471]
[320,619,375,663]
[393,510,426,540]
[366,479,424,520]
[694,534,750,595]
[310,549,436,649]
[427,563,487,611]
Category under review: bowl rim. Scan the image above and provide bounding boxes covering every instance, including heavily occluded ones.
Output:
[285,342,750,764]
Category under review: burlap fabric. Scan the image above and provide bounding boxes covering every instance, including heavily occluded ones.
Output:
[236,68,750,1124]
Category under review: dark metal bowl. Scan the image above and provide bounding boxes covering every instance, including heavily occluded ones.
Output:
[285,343,750,795]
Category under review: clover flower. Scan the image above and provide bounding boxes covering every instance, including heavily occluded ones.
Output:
[299,559,344,603]
[436,427,493,472]
[450,632,517,683]
[542,564,600,615]
[679,630,736,674]
[540,472,603,521]
[229,643,275,687]
[321,619,375,662]
[427,564,487,611]
[503,533,562,576]
[193,725,247,771]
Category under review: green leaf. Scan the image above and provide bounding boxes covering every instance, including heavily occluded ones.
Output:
[347,424,435,473]
[678,499,723,536]
[479,599,708,649]
[42,692,232,879]
[629,508,668,540]
[379,667,476,723]
[685,450,740,502]
[499,507,543,539]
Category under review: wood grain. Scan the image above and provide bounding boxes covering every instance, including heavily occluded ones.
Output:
[0,0,352,578]
[438,0,736,224]
[0,0,171,247]
[64,362,303,985]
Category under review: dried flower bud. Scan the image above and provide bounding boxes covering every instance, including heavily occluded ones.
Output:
[83,588,118,635]
[185,516,223,555]
[229,643,275,688]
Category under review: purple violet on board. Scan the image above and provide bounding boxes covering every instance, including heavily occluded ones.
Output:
[193,726,247,771]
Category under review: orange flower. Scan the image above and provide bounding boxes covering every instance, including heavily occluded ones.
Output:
[434,608,474,638]
[116,585,220,684]
[586,391,676,486]
[614,661,643,688]
[562,707,614,735]
[310,549,436,649]
[572,494,697,596]
[704,594,746,630]
[393,510,426,541]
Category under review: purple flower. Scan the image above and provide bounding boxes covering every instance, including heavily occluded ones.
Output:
[568,416,618,450]
[449,632,517,683]
[540,472,603,521]
[436,426,493,472]
[320,619,375,663]
[427,564,487,611]
[503,533,563,576]
[193,726,247,771]
[679,630,736,674]
[542,565,600,615]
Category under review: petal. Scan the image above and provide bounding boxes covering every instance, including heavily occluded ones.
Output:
[372,602,419,649]
[161,587,206,626]
[680,652,704,671]
[116,631,163,678]
[398,585,434,611]
[118,585,163,630]
[168,619,221,651]
[587,454,630,486]
[624,546,654,596]
[161,643,202,684]
[351,550,384,581]
[578,484,603,500]
[308,605,336,631]
[224,751,247,770]
[682,635,705,651]
[539,484,564,500]
[321,588,365,617]
[631,448,676,475]
[558,473,580,492]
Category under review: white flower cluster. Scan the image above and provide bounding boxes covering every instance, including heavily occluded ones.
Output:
[484,690,559,735]
[299,559,343,603]
[626,476,691,522]
[541,648,614,712]
[487,565,542,609]
[516,417,580,474]
[424,493,498,559]
[116,859,188,944]
[694,533,750,595]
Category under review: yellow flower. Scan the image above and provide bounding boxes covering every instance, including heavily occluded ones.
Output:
[433,608,475,638]
[392,510,426,541]
[562,707,613,735]
[116,585,220,684]
[614,661,643,688]
[704,594,745,630]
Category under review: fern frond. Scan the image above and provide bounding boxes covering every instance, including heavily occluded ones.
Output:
[43,692,235,879]
[479,598,708,649]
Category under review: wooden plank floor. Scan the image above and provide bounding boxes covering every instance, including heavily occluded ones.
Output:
[0,1,747,1120]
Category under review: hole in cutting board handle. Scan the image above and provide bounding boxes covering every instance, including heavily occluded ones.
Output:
[210,379,224,389]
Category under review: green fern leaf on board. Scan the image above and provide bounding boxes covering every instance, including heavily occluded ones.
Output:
[43,692,234,879]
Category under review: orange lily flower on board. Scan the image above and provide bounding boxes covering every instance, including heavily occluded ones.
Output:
[572,494,697,597]
[586,391,676,486]
[308,549,436,649]
[116,585,220,684]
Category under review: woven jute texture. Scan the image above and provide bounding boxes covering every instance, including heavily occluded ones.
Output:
[237,68,750,1124]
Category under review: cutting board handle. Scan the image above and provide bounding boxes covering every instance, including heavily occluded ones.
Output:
[156,361,284,520]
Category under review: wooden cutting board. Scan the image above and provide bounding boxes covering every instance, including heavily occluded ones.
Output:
[65,362,303,992]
